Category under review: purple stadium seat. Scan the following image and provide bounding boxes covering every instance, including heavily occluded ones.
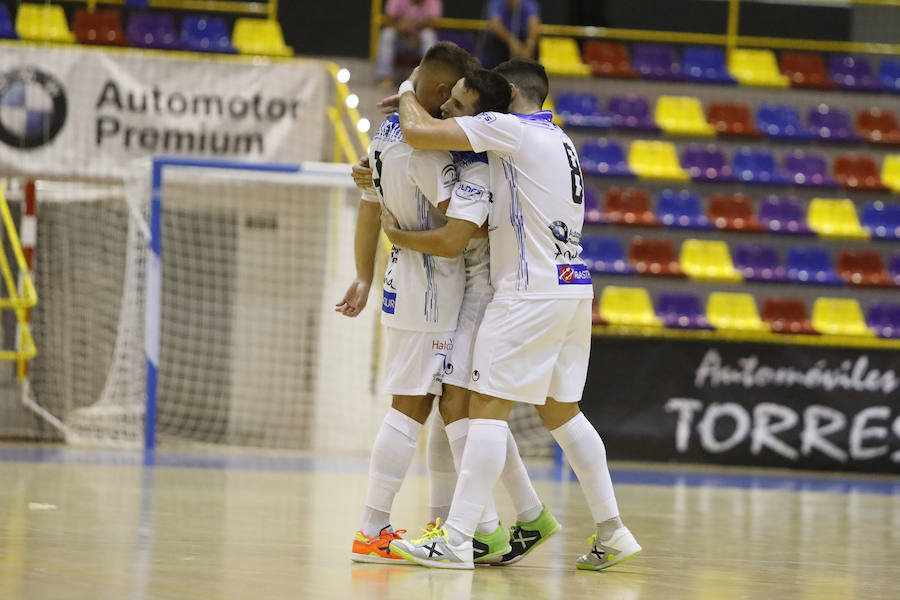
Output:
[782,150,835,187]
[632,44,682,80]
[891,253,900,286]
[682,46,735,84]
[656,189,709,228]
[785,246,842,285]
[759,196,811,234]
[733,147,784,184]
[583,187,605,224]
[807,104,860,143]
[581,139,633,177]
[756,103,813,140]
[437,30,476,54]
[861,202,900,239]
[867,303,900,338]
[655,292,711,329]
[829,55,880,92]
[682,144,732,182]
[580,237,633,275]
[734,243,785,281]
[556,92,612,129]
[608,95,658,131]
[127,11,180,49]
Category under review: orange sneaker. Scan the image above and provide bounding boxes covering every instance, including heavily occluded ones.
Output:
[351,526,409,564]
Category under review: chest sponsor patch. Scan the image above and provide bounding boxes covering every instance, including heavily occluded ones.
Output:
[557,264,591,285]
[382,290,397,314]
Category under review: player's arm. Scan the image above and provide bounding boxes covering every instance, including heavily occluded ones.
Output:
[335,194,381,317]
[399,87,473,151]
[380,210,477,258]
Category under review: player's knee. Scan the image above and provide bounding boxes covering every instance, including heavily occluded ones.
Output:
[536,398,581,430]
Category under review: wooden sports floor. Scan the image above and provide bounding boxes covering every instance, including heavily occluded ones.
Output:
[0,446,898,600]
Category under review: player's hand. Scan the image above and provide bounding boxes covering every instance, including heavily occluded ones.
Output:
[377,94,400,114]
[352,156,374,189]
[380,207,400,236]
[335,278,371,318]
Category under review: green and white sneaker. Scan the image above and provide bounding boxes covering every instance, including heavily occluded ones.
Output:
[473,524,512,565]
[575,526,642,571]
[495,506,561,566]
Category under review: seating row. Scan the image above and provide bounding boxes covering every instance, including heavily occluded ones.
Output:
[558,94,900,147]
[582,236,900,287]
[581,139,900,191]
[541,37,900,93]
[0,4,291,56]
[595,286,898,338]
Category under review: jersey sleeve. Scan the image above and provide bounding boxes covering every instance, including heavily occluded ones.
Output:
[407,149,457,208]
[446,154,490,226]
[454,113,523,155]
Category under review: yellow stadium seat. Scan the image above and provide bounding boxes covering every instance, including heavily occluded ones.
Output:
[16,3,75,43]
[539,37,591,77]
[598,286,662,327]
[680,239,742,282]
[233,18,293,57]
[655,96,716,136]
[807,198,869,240]
[707,292,767,331]
[728,49,789,87]
[811,298,874,336]
[881,155,900,192]
[628,141,690,181]
[542,95,563,127]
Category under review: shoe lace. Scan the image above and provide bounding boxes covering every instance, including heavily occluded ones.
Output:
[587,533,597,546]
[413,521,448,545]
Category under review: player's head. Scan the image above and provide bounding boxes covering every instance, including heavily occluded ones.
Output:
[440,68,511,119]
[416,42,480,117]
[492,58,549,112]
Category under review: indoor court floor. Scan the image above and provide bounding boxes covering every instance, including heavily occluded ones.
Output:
[0,445,898,600]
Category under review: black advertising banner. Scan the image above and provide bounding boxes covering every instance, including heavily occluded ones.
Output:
[583,338,900,473]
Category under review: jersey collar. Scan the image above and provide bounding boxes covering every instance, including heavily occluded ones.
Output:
[511,110,553,121]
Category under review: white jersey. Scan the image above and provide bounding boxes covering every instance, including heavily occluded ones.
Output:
[365,113,465,332]
[455,111,593,301]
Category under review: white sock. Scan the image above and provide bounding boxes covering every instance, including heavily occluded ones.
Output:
[550,412,619,524]
[500,430,544,523]
[361,408,422,538]
[426,414,456,525]
[445,419,508,545]
[446,418,501,535]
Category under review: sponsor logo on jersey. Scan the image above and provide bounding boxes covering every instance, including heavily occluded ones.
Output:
[557,264,591,285]
[432,339,453,351]
[382,290,397,314]
[454,180,486,202]
[472,370,480,381]
[549,220,569,243]
[441,164,459,188]
[475,112,496,123]
[445,363,454,375]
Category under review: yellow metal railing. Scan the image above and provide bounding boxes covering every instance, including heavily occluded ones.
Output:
[0,189,37,380]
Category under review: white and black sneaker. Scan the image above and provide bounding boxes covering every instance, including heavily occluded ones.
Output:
[575,526,642,571]
[495,506,561,566]
[389,524,474,570]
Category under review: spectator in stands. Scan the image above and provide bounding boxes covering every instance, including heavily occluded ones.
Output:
[482,0,541,69]
[376,0,442,87]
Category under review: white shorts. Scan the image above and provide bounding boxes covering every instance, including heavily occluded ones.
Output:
[470,298,592,405]
[381,327,453,397]
[444,239,491,389]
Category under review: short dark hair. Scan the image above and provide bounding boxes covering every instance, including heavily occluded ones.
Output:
[463,68,512,114]
[492,58,549,106]
[422,41,480,79]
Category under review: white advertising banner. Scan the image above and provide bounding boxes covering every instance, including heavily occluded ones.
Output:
[0,45,330,179]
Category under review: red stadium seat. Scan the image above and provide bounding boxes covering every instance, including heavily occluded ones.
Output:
[628,237,683,277]
[583,41,638,78]
[833,154,887,190]
[74,8,128,46]
[707,193,760,230]
[761,297,817,334]
[603,187,658,226]
[856,108,900,145]
[837,250,892,286]
[706,102,761,137]
[780,52,835,89]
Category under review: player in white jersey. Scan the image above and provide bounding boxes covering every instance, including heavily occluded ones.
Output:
[388,59,642,570]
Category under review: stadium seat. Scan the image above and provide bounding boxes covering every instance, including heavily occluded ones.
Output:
[682,46,735,84]
[73,9,128,46]
[861,201,900,239]
[628,237,683,277]
[679,239,742,282]
[598,286,662,327]
[707,292,767,331]
[655,96,716,136]
[707,193,759,230]
[733,147,784,184]
[833,155,887,190]
[837,249,892,286]
[437,30,477,54]
[16,3,75,43]
[780,52,835,89]
[807,198,868,239]
[706,102,760,137]
[735,244,785,281]
[782,150,835,187]
[656,292,711,329]
[181,14,235,53]
[866,302,900,338]
[785,246,842,285]
[856,108,900,145]
[829,55,880,92]
[880,58,900,93]
[555,92,611,129]
[583,187,604,223]
[583,41,637,78]
[581,140,633,177]
[682,144,732,182]
[759,195,810,234]
[756,103,813,140]
[603,187,657,225]
[233,18,292,56]
[728,49,789,87]
[0,4,18,39]
[811,297,873,336]
[807,105,860,143]
[539,37,590,76]
[761,297,816,334]
[656,189,709,228]
[882,155,900,192]
[632,43,682,80]
[608,95,658,131]
[127,11,179,50]
[628,141,690,181]
[580,237,633,275]
[892,253,900,286]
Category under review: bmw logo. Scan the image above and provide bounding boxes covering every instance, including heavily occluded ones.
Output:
[549,220,569,243]
[0,68,67,149]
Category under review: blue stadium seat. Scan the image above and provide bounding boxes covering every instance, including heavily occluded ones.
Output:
[756,103,813,140]
[785,246,842,285]
[181,14,235,53]
[861,201,900,239]
[880,58,900,94]
[580,237,633,275]
[682,46,735,84]
[733,147,785,184]
[581,139,633,177]
[656,189,709,228]
[555,92,611,129]
[0,4,17,39]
